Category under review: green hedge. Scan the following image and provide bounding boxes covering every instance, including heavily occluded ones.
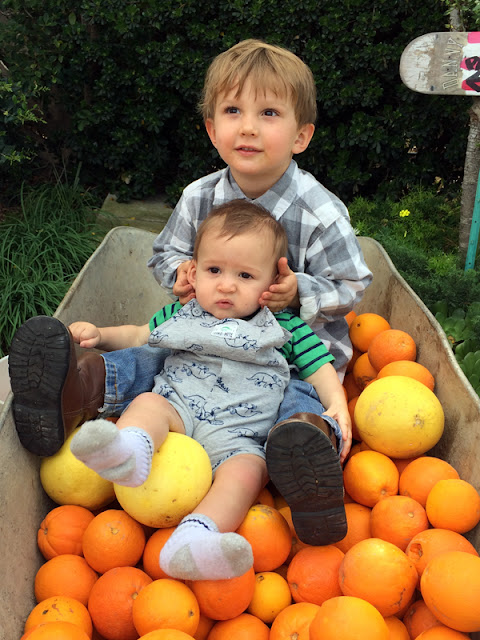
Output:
[0,0,471,202]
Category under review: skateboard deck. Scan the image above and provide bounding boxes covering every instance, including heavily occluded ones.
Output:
[400,32,480,95]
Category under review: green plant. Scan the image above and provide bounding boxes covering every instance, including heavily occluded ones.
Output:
[0,170,106,357]
[0,0,470,204]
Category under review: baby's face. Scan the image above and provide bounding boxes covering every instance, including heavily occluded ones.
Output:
[188,227,277,319]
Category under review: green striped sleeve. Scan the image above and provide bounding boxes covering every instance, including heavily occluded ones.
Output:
[149,301,183,331]
[275,310,335,379]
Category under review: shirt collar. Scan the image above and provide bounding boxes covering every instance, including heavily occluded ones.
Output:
[212,160,298,219]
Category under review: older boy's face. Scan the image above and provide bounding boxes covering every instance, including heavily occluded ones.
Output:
[205,80,314,199]
[188,225,278,320]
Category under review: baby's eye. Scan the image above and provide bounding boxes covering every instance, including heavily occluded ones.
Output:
[240,272,253,279]
[208,267,220,274]
[263,109,279,117]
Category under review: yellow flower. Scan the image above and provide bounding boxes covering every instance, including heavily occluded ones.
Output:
[399,209,410,218]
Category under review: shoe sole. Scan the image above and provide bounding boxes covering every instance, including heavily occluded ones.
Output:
[266,421,347,545]
[9,316,70,457]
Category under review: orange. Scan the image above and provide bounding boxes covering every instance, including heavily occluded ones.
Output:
[347,442,363,458]
[137,632,197,640]
[346,346,362,373]
[376,360,435,391]
[368,329,416,372]
[278,505,311,562]
[309,595,389,640]
[24,596,93,637]
[193,613,215,640]
[399,456,459,507]
[253,486,276,507]
[87,566,152,640]
[415,628,472,639]
[186,567,255,621]
[339,537,418,617]
[384,615,410,640]
[207,613,270,640]
[347,396,360,441]
[342,449,399,507]
[269,602,321,640]
[235,504,291,571]
[349,313,391,353]
[370,495,429,551]
[335,502,372,553]
[403,599,442,639]
[343,371,363,401]
[391,455,421,475]
[287,545,344,605]
[37,505,95,560]
[421,550,480,632]
[405,527,478,577]
[20,621,91,639]
[247,571,292,623]
[425,478,480,533]
[132,578,199,636]
[142,527,176,580]
[34,554,98,606]
[82,508,146,574]
[345,310,357,327]
[352,352,378,390]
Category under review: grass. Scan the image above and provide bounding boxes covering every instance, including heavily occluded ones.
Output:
[0,170,110,357]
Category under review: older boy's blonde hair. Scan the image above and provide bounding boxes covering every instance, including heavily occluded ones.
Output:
[193,199,288,267]
[200,39,317,126]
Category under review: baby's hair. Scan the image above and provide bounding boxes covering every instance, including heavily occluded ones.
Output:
[193,199,288,267]
[200,38,317,126]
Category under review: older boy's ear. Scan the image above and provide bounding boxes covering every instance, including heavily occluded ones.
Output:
[292,123,315,155]
[205,119,217,148]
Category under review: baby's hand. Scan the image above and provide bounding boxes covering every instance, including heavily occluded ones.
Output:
[173,260,196,305]
[69,321,102,349]
[259,257,298,312]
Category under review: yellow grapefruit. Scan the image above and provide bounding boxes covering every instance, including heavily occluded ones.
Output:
[40,430,115,509]
[114,432,212,527]
[354,376,444,458]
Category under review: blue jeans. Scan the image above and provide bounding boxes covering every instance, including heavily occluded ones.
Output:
[101,349,343,451]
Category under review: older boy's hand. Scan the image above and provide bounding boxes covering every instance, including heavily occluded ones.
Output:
[324,403,352,464]
[173,260,196,305]
[259,257,299,312]
[69,321,102,349]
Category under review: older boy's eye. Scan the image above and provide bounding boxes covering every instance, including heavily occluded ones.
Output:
[225,106,240,114]
[263,109,279,117]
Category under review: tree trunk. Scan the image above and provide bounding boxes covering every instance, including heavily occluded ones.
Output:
[459,99,480,259]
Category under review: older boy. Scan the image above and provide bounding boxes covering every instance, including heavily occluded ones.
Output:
[68,201,349,580]
[9,39,370,545]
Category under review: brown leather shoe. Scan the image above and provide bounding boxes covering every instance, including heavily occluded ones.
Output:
[9,316,105,457]
[265,412,347,546]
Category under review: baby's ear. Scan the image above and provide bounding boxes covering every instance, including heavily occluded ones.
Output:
[187,261,197,289]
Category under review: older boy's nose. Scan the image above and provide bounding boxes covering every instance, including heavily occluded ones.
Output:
[239,114,257,135]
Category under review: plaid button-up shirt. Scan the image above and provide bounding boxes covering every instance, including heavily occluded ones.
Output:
[148,160,372,375]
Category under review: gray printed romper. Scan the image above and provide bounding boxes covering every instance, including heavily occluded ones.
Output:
[148,299,291,472]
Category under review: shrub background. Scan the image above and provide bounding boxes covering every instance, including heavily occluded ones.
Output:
[0,0,471,203]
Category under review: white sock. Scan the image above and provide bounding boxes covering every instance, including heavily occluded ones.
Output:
[159,514,253,581]
[70,418,153,487]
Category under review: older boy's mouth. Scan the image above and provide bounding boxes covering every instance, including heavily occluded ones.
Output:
[236,146,260,154]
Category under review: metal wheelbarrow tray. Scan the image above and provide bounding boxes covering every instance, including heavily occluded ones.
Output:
[1,227,479,639]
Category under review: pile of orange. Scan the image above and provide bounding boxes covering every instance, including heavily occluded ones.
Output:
[19,309,480,639]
